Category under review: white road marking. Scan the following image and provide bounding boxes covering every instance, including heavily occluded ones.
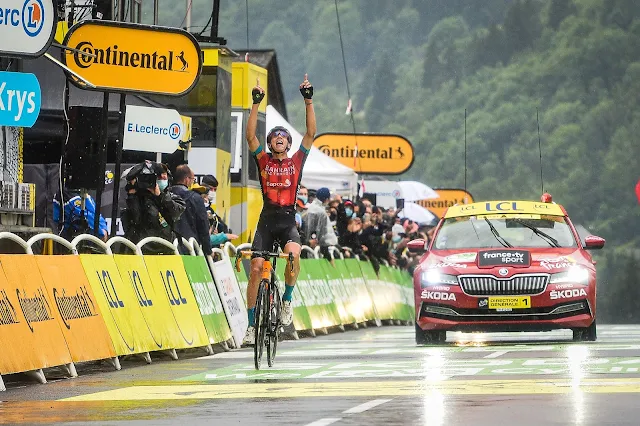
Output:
[484,351,509,358]
[342,398,392,414]
[304,418,342,426]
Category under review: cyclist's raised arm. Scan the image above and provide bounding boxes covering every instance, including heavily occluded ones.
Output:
[246,78,264,153]
[300,74,316,151]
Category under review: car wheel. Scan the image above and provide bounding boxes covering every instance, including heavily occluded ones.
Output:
[573,320,597,342]
[415,323,444,345]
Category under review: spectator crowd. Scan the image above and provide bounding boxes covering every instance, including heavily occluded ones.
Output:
[55,161,433,274]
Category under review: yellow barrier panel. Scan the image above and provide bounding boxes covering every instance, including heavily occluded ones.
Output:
[36,256,116,363]
[143,256,209,349]
[0,255,73,374]
[80,255,157,356]
[114,255,192,350]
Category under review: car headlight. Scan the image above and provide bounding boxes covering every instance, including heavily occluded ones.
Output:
[421,270,459,287]
[549,266,590,286]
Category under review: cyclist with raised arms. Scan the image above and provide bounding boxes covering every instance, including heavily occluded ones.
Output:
[243,74,316,345]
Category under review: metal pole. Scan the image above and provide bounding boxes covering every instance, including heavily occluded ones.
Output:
[110,94,126,237]
[211,0,220,40]
[185,0,192,32]
[153,0,159,25]
[94,92,109,238]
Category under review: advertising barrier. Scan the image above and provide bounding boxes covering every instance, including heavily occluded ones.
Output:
[80,254,157,356]
[182,256,233,345]
[0,256,73,376]
[337,259,378,322]
[113,255,182,352]
[275,259,313,332]
[36,256,116,363]
[143,256,210,350]
[207,255,248,348]
[358,260,393,321]
[319,259,357,326]
[300,259,342,330]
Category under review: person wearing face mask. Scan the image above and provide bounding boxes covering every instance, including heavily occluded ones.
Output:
[121,161,185,253]
[201,175,230,236]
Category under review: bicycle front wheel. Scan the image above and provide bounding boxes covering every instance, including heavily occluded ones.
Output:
[254,280,269,370]
[267,279,282,367]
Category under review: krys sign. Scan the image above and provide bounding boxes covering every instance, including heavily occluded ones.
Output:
[0,71,41,127]
[62,21,202,96]
[0,0,57,58]
[314,133,414,175]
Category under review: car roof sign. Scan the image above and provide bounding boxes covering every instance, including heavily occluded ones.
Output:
[444,200,566,219]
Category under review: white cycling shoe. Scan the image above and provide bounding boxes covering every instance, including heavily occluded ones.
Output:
[242,326,255,346]
[281,300,293,326]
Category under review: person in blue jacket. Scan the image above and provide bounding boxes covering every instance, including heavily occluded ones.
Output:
[53,189,108,241]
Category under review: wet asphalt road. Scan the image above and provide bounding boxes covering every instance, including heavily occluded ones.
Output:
[3,324,640,425]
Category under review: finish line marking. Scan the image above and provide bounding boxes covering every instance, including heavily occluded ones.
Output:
[60,378,640,402]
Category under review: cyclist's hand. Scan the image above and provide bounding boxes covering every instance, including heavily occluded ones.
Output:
[252,78,265,104]
[300,73,313,99]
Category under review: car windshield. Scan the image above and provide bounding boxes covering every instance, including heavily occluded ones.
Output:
[433,214,577,249]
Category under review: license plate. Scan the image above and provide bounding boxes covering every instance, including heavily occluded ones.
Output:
[488,296,531,309]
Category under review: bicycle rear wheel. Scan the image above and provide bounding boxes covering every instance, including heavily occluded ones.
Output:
[254,280,269,370]
[267,278,282,367]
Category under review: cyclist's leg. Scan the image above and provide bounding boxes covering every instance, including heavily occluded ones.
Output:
[279,226,301,326]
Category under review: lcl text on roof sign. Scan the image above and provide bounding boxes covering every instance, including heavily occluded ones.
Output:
[62,21,203,96]
[0,0,57,58]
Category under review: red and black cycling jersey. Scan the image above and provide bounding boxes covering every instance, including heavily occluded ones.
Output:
[252,145,309,210]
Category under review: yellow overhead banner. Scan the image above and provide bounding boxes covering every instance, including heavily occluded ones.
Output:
[314,133,414,175]
[62,21,202,96]
[417,189,474,219]
[444,200,566,218]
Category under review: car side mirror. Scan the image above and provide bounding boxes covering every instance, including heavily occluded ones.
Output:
[584,235,605,250]
[407,239,427,254]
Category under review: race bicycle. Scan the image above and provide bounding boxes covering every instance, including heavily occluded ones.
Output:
[236,243,294,370]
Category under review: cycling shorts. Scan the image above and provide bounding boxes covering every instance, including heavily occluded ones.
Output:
[251,208,300,257]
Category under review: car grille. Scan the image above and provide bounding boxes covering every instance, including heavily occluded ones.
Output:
[459,274,549,296]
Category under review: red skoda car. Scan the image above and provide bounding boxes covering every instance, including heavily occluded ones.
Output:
[410,199,605,344]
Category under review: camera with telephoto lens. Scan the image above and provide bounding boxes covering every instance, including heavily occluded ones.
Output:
[126,160,162,191]
[135,171,157,190]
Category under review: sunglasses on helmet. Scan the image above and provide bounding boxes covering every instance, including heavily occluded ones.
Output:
[271,130,290,139]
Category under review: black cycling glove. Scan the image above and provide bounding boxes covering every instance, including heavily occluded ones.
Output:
[300,85,313,100]
[252,88,265,104]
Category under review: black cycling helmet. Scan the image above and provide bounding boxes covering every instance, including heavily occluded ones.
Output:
[267,126,292,152]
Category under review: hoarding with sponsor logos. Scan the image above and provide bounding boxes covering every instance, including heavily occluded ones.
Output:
[417,189,474,219]
[62,20,202,96]
[0,71,41,127]
[314,133,414,175]
[0,0,57,58]
[123,105,189,154]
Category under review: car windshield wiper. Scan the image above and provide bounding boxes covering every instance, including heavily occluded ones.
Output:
[512,218,560,248]
[484,217,512,248]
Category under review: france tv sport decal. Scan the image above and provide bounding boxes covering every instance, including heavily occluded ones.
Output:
[0,71,42,128]
[0,0,56,58]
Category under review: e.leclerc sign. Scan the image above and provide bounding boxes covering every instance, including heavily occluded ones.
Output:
[0,0,56,58]
[123,105,185,154]
[0,71,41,127]
[314,133,414,175]
[62,20,203,96]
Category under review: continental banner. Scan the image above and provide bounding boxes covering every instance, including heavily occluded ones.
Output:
[80,254,157,356]
[35,256,116,363]
[339,259,378,321]
[0,256,73,375]
[275,259,313,331]
[181,256,233,345]
[301,259,342,329]
[113,255,183,351]
[319,259,357,325]
[143,256,210,349]
[209,256,249,347]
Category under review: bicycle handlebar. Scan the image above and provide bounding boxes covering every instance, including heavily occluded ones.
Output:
[234,250,296,273]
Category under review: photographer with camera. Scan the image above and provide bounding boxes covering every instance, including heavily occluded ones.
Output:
[121,161,186,253]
